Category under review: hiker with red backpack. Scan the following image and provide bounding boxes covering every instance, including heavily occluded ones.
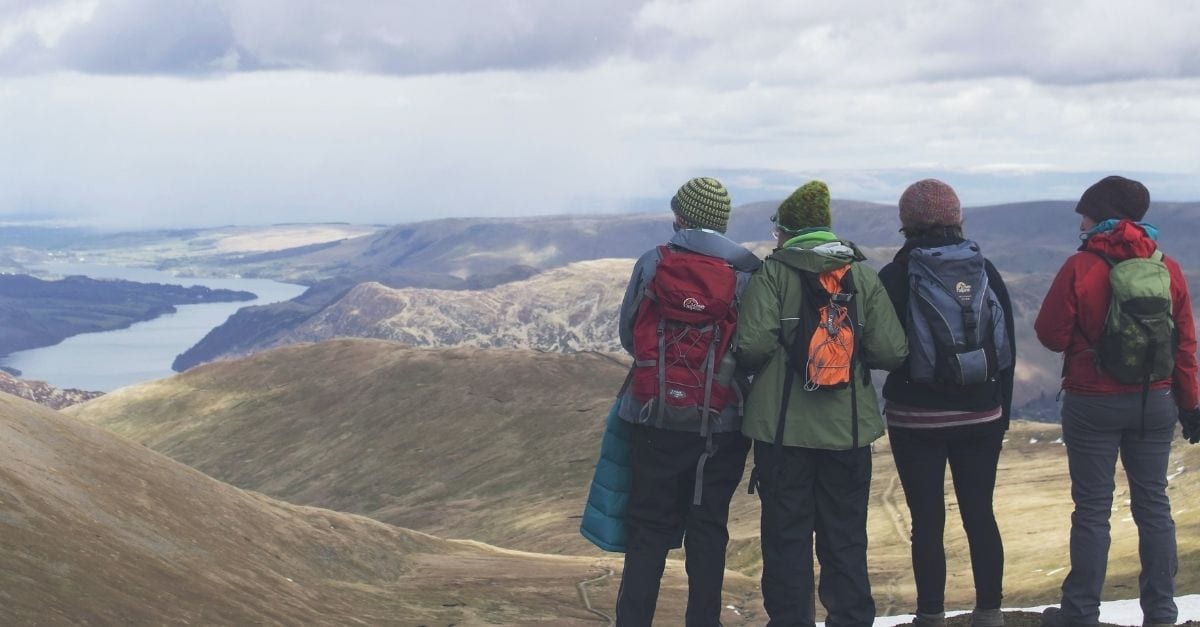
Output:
[1035,176,1200,627]
[878,180,1015,627]
[735,181,908,626]
[612,177,761,626]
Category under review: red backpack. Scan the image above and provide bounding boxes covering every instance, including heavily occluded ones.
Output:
[631,246,739,430]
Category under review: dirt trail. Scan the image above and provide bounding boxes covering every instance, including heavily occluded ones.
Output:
[877,472,912,616]
[577,565,615,625]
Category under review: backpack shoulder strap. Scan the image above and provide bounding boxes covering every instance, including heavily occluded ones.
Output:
[767,267,822,462]
[1083,248,1117,268]
[840,265,863,448]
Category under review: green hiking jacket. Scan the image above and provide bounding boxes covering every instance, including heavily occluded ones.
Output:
[735,230,908,450]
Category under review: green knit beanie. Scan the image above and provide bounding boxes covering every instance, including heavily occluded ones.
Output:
[774,180,832,232]
[671,177,732,233]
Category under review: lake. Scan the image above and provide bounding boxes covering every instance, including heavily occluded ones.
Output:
[0,263,306,392]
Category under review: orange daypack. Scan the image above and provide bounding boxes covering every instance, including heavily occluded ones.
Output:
[804,266,856,390]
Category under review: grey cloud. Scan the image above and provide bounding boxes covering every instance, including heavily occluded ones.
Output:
[57,1,248,74]
[0,0,647,75]
[631,0,1200,87]
[4,1,1197,84]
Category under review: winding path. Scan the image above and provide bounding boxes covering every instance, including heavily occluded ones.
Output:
[877,472,912,616]
[577,565,615,625]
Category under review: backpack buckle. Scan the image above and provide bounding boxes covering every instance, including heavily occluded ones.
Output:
[831,292,853,303]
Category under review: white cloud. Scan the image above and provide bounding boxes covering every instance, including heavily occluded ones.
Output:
[0,1,1198,227]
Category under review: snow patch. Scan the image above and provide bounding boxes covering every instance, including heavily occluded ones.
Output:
[866,595,1200,626]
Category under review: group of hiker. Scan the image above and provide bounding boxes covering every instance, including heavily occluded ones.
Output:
[580,174,1200,627]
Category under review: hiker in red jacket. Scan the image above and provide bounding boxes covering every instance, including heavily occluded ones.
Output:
[1035,176,1200,627]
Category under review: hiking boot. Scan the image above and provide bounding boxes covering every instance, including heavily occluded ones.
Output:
[972,608,1004,627]
[914,612,946,627]
[1042,608,1065,627]
[1041,607,1092,627]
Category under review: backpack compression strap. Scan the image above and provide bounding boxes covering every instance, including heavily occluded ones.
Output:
[692,326,720,506]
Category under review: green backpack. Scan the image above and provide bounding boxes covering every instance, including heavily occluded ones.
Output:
[1096,249,1176,386]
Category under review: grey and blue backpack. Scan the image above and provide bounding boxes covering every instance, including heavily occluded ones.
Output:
[907,241,1013,385]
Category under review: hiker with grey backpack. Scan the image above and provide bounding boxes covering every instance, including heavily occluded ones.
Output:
[1035,176,1200,627]
[877,179,1016,627]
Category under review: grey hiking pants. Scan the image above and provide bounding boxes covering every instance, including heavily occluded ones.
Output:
[1059,390,1178,625]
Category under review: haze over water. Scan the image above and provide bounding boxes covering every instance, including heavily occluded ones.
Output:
[0,263,305,392]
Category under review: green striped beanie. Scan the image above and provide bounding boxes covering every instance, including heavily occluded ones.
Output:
[671,177,732,233]
[775,180,831,232]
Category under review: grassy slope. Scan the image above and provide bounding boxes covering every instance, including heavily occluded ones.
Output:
[4,389,765,624]
[72,339,632,553]
[70,339,1200,614]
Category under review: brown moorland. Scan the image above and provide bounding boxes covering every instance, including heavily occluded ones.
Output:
[70,339,1200,615]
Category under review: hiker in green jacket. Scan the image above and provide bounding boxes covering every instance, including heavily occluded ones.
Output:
[736,181,908,627]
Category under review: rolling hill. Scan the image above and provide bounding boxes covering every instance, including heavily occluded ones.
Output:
[69,339,1200,615]
[168,258,1198,416]
[170,199,1200,285]
[1,382,765,624]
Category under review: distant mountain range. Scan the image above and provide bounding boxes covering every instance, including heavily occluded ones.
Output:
[168,200,1200,418]
[68,339,1200,613]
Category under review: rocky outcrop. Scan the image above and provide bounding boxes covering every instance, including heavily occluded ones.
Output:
[179,259,632,367]
[0,371,102,409]
[286,258,630,353]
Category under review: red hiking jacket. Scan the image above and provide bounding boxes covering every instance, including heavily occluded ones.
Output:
[1035,220,1199,410]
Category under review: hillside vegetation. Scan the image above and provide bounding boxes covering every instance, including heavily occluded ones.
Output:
[71,339,1200,615]
[3,385,766,624]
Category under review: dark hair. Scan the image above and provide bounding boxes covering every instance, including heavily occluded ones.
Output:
[902,224,964,240]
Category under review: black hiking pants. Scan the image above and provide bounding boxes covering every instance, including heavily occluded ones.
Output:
[888,420,1005,614]
[753,440,874,627]
[615,424,750,627]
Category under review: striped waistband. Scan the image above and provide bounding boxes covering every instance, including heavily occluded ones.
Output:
[884,402,1002,429]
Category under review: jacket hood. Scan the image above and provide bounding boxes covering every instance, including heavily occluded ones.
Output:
[771,228,865,273]
[670,228,762,272]
[1081,219,1158,261]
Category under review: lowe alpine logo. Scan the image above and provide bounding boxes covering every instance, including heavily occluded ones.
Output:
[956,282,972,296]
[682,297,706,312]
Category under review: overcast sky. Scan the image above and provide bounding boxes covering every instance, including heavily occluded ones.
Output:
[1,0,1198,228]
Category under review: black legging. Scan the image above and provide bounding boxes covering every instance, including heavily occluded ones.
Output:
[888,420,1005,614]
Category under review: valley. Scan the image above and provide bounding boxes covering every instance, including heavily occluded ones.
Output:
[150,200,1200,417]
[10,199,1200,623]
[1,378,763,625]
[68,339,1200,615]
